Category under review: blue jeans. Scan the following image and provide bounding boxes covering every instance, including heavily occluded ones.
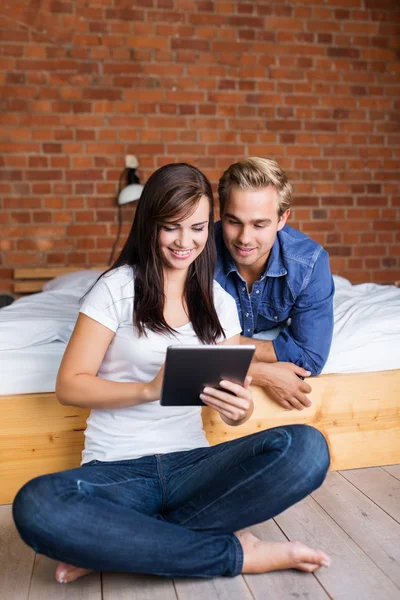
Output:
[13,425,329,578]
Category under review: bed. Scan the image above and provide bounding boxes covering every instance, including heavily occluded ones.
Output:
[1,267,399,504]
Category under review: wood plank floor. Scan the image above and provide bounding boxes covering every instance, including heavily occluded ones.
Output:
[1,466,399,600]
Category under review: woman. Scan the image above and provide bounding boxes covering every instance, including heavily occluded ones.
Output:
[13,163,331,583]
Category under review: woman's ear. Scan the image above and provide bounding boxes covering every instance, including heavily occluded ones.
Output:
[277,208,291,231]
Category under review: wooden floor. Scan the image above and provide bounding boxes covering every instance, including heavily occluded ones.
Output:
[2,466,400,599]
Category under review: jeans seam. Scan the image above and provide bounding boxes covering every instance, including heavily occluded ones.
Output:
[231,533,244,576]
[156,455,168,513]
[76,477,147,489]
[178,428,292,527]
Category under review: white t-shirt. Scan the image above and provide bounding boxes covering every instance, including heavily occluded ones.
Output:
[79,265,242,464]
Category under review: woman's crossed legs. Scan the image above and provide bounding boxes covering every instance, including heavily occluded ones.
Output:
[13,425,330,582]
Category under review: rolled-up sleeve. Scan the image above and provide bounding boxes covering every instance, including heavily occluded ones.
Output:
[272,250,334,375]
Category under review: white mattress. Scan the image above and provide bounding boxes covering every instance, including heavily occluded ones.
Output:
[0,273,399,395]
[322,276,400,375]
[0,289,80,396]
[0,342,66,395]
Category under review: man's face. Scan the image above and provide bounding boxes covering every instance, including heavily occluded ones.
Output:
[221,186,290,273]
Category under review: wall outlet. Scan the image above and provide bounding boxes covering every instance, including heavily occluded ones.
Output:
[125,154,138,169]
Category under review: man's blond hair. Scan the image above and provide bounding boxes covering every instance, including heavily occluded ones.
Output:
[218,157,292,216]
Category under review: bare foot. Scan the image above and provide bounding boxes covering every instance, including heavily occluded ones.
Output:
[55,562,94,583]
[235,530,331,574]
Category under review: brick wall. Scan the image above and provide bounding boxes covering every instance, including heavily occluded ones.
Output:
[1,0,399,293]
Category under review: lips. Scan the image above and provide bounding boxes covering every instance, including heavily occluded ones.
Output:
[235,246,256,256]
[169,248,193,259]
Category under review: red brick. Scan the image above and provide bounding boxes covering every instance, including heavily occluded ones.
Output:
[28,157,48,168]
[10,212,31,224]
[43,143,62,153]
[34,184,52,195]
[82,89,122,101]
[24,170,63,181]
[65,170,103,181]
[72,157,92,169]
[77,239,96,250]
[67,225,107,237]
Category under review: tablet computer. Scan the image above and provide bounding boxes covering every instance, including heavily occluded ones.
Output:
[160,345,255,407]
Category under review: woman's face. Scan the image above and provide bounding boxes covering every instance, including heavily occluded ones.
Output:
[158,195,210,273]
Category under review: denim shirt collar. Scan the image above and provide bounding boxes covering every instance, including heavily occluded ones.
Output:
[215,221,287,281]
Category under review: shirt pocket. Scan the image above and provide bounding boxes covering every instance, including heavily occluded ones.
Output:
[256,302,291,330]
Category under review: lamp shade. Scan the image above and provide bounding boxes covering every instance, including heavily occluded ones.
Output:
[117,183,144,205]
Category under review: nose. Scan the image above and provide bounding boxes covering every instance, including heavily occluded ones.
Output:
[238,225,251,246]
[176,228,191,248]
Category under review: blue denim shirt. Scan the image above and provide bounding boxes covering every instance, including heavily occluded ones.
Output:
[215,221,334,375]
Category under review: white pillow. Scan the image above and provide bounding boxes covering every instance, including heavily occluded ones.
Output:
[43,269,105,295]
[332,274,352,290]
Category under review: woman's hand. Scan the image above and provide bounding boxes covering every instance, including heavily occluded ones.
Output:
[200,375,253,426]
[145,363,165,402]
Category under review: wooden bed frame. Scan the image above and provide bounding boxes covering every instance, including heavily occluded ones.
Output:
[1,267,399,505]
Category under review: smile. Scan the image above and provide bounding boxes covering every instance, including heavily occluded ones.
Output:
[169,248,193,259]
[235,246,256,255]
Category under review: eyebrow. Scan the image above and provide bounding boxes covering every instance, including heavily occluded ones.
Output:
[162,220,209,227]
[224,213,272,225]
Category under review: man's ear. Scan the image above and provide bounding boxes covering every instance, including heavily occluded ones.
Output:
[277,208,290,231]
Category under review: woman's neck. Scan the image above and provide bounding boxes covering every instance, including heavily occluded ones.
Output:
[163,267,190,328]
[163,267,188,293]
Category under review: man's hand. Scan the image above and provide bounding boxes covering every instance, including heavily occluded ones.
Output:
[249,361,312,411]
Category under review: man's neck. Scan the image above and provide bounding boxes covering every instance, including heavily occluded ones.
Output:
[237,263,265,293]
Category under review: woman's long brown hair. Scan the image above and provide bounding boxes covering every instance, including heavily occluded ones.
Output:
[111,163,224,344]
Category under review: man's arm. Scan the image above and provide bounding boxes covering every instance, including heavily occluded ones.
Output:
[237,250,334,410]
[240,335,278,362]
[272,250,334,376]
[248,359,312,411]
[241,331,314,411]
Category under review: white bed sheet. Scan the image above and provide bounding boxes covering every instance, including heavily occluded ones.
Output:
[0,342,66,395]
[0,273,399,395]
[322,276,400,374]
[0,291,80,351]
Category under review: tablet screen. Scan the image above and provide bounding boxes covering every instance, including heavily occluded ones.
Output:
[160,345,255,406]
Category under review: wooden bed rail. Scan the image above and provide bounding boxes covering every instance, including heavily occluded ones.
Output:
[1,369,400,504]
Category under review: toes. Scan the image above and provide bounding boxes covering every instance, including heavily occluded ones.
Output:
[297,562,321,573]
[289,542,331,568]
[318,552,331,568]
[55,563,93,584]
[55,563,69,583]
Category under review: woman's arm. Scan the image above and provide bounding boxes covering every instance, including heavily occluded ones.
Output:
[200,334,254,427]
[56,313,160,409]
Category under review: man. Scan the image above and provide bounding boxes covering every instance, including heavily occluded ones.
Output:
[215,157,334,410]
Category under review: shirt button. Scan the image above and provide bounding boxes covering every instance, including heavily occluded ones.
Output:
[274,316,278,320]
[245,313,249,317]
[256,290,260,294]
[247,329,251,332]
[242,287,246,291]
